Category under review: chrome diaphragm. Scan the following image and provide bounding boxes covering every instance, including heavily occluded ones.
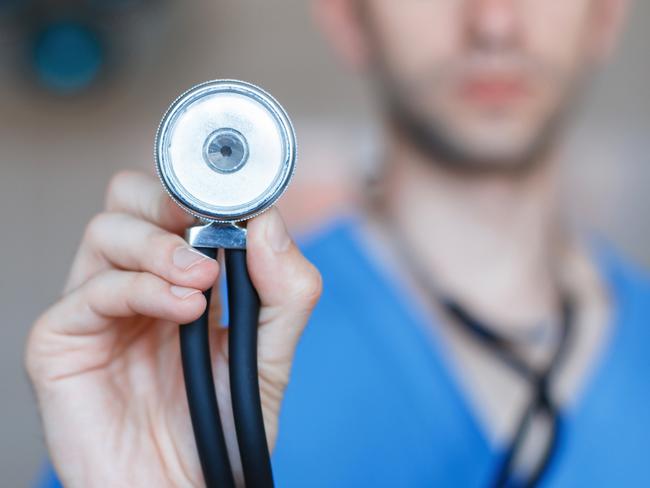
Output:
[155,79,297,222]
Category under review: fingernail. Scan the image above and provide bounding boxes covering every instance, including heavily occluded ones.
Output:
[266,210,291,253]
[170,285,201,299]
[173,246,211,270]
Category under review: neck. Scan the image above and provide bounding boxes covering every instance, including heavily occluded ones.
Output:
[374,132,568,333]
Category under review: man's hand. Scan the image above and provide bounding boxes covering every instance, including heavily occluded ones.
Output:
[25,171,322,487]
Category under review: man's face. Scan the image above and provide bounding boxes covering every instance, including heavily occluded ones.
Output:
[322,0,624,170]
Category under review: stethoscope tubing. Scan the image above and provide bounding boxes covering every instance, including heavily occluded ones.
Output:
[180,246,234,488]
[180,246,273,488]
[226,249,274,487]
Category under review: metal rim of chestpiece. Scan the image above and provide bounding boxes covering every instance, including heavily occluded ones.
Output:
[155,79,297,223]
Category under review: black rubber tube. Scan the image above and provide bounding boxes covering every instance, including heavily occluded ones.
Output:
[225,249,274,488]
[180,247,235,488]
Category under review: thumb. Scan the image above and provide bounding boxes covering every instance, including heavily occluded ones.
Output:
[245,206,323,373]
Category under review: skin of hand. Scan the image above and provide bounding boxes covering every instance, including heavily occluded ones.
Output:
[25,171,323,487]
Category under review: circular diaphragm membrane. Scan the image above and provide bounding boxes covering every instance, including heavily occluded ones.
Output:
[155,80,297,222]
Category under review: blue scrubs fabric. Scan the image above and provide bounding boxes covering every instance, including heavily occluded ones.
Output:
[39,214,650,487]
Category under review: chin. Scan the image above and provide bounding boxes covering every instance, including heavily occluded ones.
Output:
[441,117,552,168]
[390,100,557,174]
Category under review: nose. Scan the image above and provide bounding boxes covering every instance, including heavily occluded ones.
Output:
[466,0,519,49]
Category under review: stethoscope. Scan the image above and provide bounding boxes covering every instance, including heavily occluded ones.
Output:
[154,78,571,488]
[155,79,296,488]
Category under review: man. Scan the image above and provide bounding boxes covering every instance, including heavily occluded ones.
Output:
[31,0,649,486]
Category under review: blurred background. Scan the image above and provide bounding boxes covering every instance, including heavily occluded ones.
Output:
[0,0,648,484]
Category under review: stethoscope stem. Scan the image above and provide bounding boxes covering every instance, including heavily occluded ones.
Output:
[180,246,274,488]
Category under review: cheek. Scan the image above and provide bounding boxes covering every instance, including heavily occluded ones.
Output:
[369,0,463,77]
[522,0,593,72]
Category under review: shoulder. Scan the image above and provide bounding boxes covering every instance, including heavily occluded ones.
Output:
[595,241,650,309]
[593,241,650,350]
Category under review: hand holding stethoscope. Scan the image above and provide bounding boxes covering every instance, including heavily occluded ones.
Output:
[26,82,322,487]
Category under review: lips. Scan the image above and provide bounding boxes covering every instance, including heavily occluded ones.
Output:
[459,76,530,106]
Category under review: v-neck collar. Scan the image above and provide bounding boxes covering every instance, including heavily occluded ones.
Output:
[337,211,493,450]
[326,211,629,458]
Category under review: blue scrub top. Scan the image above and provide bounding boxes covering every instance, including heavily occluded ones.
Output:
[39,213,650,487]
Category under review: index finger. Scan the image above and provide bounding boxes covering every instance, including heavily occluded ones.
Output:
[105,170,196,233]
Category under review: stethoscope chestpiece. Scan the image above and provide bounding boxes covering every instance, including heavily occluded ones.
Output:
[155,79,297,224]
[155,80,289,488]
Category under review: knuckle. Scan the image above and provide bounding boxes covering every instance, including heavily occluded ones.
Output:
[24,314,50,381]
[82,271,104,304]
[105,170,144,209]
[24,330,38,379]
[105,170,131,207]
[149,229,184,262]
[83,212,110,245]
[294,263,323,308]
[146,226,171,247]
[128,270,149,291]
